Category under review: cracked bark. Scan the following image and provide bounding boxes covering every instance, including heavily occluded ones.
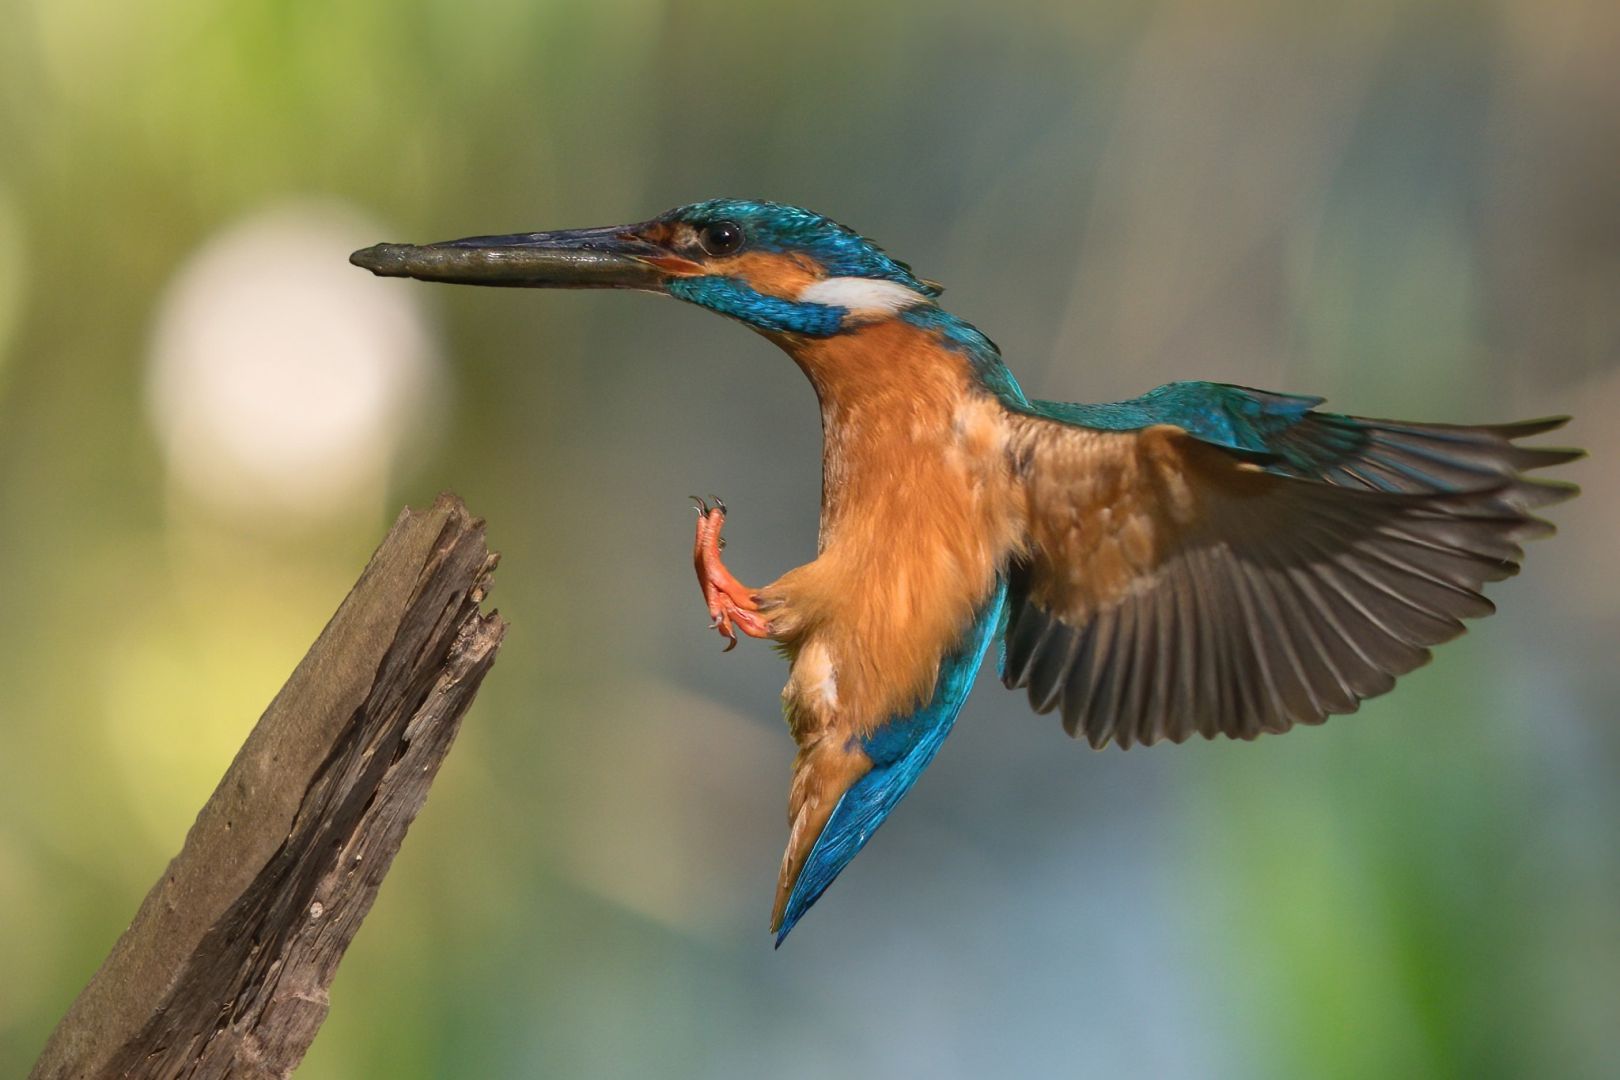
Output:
[31,494,506,1080]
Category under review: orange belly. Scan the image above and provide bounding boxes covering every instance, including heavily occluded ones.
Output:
[762,320,1028,740]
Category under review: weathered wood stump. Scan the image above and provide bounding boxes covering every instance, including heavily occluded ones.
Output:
[32,494,505,1079]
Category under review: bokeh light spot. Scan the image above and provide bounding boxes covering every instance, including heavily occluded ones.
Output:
[146,201,443,525]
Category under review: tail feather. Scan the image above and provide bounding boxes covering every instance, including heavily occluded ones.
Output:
[771,578,1008,945]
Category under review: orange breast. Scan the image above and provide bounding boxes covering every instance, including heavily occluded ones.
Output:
[762,320,1028,739]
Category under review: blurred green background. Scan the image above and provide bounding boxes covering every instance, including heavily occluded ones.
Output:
[1,1,1615,1076]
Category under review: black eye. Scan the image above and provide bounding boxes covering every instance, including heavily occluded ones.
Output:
[699,220,744,256]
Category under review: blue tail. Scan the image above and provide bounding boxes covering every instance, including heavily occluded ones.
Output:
[775,577,1009,945]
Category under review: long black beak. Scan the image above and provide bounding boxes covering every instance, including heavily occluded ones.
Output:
[349,225,671,290]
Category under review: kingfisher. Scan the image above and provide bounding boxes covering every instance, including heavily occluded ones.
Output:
[352,199,1580,945]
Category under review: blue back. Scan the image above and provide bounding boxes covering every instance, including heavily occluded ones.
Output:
[1019,382,1325,459]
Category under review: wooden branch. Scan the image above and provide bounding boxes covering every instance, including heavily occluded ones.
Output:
[31,494,506,1080]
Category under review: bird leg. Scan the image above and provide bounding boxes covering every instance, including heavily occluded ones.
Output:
[692,496,770,651]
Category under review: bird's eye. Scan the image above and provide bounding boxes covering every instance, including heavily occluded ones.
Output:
[699,220,745,257]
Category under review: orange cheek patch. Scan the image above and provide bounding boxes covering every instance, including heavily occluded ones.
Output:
[725,252,822,299]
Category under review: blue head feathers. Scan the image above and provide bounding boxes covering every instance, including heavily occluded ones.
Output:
[655,200,952,337]
[660,199,943,298]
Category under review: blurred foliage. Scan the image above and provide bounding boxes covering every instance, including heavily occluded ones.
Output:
[1,0,1616,1077]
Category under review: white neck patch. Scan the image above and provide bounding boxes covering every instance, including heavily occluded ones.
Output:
[797,276,928,318]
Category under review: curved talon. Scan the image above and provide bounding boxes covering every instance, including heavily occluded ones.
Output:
[707,613,740,651]
[692,493,766,651]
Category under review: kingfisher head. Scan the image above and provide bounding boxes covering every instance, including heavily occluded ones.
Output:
[351,199,944,338]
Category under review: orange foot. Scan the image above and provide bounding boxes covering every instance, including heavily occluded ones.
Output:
[692,495,770,651]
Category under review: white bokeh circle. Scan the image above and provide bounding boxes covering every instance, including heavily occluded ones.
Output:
[147,202,443,522]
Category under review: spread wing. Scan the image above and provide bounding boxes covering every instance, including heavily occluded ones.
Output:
[1001,388,1580,748]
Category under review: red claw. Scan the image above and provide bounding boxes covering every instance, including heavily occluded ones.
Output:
[693,496,769,650]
